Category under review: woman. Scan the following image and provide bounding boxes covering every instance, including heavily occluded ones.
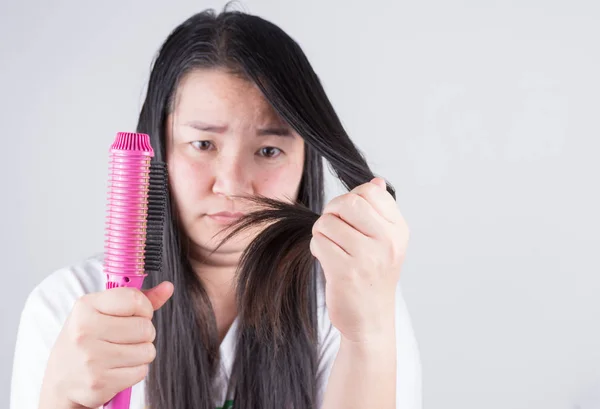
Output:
[10,7,421,409]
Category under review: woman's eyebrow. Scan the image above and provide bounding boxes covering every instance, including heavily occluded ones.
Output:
[184,120,292,137]
[185,120,228,133]
[257,126,292,137]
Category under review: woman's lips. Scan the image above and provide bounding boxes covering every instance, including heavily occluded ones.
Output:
[206,212,245,224]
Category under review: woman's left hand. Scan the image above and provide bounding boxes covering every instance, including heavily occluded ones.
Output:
[310,177,409,343]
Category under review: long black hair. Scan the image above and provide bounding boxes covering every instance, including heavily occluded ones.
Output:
[136,6,396,409]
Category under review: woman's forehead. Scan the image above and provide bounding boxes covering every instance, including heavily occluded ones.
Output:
[173,69,286,127]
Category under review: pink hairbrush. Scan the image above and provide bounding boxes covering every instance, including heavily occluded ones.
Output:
[102,132,167,409]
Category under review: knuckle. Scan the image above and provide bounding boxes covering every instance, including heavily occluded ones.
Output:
[339,193,352,205]
[129,289,151,316]
[146,342,157,362]
[137,364,150,381]
[328,194,349,211]
[87,373,105,392]
[137,318,152,341]
[146,321,157,342]
[387,242,399,263]
[81,348,96,366]
[312,217,322,234]
[70,321,89,346]
[388,236,405,263]
[316,214,330,229]
[314,231,326,245]
[72,296,91,317]
[72,328,87,347]
[322,213,336,223]
[350,182,365,194]
[362,182,377,197]
[130,289,144,307]
[324,195,342,211]
[73,296,87,310]
[309,235,319,254]
[362,252,378,270]
[135,342,156,364]
[314,214,335,234]
[345,266,361,284]
[346,193,362,209]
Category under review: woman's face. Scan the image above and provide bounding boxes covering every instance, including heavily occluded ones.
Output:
[166,68,305,260]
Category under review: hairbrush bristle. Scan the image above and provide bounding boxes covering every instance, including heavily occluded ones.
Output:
[144,162,168,275]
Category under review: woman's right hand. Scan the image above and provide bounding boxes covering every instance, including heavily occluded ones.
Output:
[38,281,174,409]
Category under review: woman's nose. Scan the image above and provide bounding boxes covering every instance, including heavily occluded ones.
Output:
[211,154,253,198]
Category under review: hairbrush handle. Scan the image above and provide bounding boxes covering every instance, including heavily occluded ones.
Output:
[103,132,154,409]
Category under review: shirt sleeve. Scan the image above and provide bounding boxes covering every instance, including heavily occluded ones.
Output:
[315,280,422,409]
[10,284,66,409]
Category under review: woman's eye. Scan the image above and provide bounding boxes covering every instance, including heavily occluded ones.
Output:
[191,141,214,151]
[258,147,282,158]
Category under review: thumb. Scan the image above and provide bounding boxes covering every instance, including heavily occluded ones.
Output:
[142,281,174,311]
[370,177,387,189]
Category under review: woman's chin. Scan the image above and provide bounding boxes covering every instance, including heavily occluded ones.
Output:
[180,218,262,261]
[190,230,252,255]
[184,238,245,268]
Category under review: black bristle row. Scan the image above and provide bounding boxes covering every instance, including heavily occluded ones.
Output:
[144,162,168,275]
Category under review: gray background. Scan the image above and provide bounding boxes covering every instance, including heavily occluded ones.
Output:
[2,0,600,408]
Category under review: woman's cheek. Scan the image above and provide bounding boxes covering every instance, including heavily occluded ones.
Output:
[256,164,303,201]
[170,155,212,205]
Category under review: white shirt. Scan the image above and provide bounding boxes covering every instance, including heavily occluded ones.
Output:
[10,253,422,409]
